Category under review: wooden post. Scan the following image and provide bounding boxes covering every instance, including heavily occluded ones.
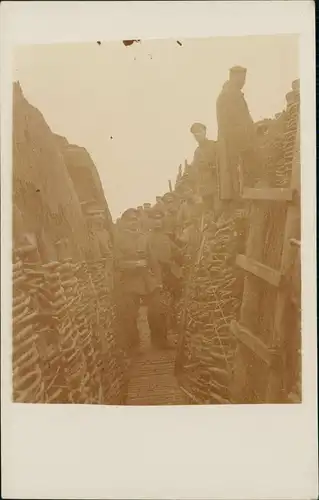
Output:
[266,119,300,403]
[230,180,269,403]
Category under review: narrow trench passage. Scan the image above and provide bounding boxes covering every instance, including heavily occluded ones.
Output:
[125,306,187,405]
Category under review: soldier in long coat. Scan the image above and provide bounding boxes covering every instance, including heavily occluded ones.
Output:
[216,66,262,202]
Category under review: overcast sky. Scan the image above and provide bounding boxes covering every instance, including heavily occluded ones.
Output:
[14,35,298,219]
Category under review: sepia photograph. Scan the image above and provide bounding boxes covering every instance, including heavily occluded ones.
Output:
[2,2,317,499]
[11,34,301,407]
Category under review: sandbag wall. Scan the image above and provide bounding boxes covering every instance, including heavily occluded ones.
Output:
[175,210,246,404]
[12,252,128,404]
[175,82,300,404]
[12,82,128,404]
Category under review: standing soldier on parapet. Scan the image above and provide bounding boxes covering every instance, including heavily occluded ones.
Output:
[189,122,219,213]
[216,66,261,205]
[114,208,170,350]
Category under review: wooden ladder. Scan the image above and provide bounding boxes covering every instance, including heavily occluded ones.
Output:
[230,118,301,404]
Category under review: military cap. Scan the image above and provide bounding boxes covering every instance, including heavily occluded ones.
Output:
[285,91,295,104]
[229,65,247,74]
[149,208,164,219]
[121,208,138,219]
[292,79,300,91]
[190,122,206,133]
[162,192,175,201]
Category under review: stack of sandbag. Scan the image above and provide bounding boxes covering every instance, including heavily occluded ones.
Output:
[23,259,68,404]
[72,258,128,404]
[176,211,245,403]
[103,286,131,405]
[42,262,86,403]
[276,83,300,187]
[12,256,44,403]
[71,260,102,403]
[56,259,96,403]
[261,114,286,187]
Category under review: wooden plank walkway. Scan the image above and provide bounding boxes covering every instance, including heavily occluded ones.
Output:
[125,307,187,405]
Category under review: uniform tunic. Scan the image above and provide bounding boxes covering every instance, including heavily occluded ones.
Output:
[191,139,218,198]
[114,228,167,348]
[114,229,161,295]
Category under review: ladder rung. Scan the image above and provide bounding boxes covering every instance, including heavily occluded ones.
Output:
[230,320,271,365]
[289,238,301,247]
[236,254,282,286]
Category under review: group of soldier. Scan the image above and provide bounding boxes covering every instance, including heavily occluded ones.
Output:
[114,193,185,350]
[114,65,262,352]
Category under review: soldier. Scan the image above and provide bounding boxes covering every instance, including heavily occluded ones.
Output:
[148,209,184,335]
[161,192,180,243]
[141,202,153,232]
[216,66,262,203]
[114,208,169,350]
[136,205,144,219]
[143,202,152,214]
[155,195,164,206]
[189,122,220,216]
[154,196,166,215]
[88,209,113,257]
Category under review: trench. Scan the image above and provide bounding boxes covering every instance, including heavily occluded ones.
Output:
[12,80,301,406]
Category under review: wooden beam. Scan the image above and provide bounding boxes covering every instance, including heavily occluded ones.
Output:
[236,254,282,287]
[289,238,301,248]
[230,184,269,403]
[242,187,293,201]
[230,320,271,366]
[266,118,301,403]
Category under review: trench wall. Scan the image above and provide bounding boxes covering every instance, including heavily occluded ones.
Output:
[12,83,128,404]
